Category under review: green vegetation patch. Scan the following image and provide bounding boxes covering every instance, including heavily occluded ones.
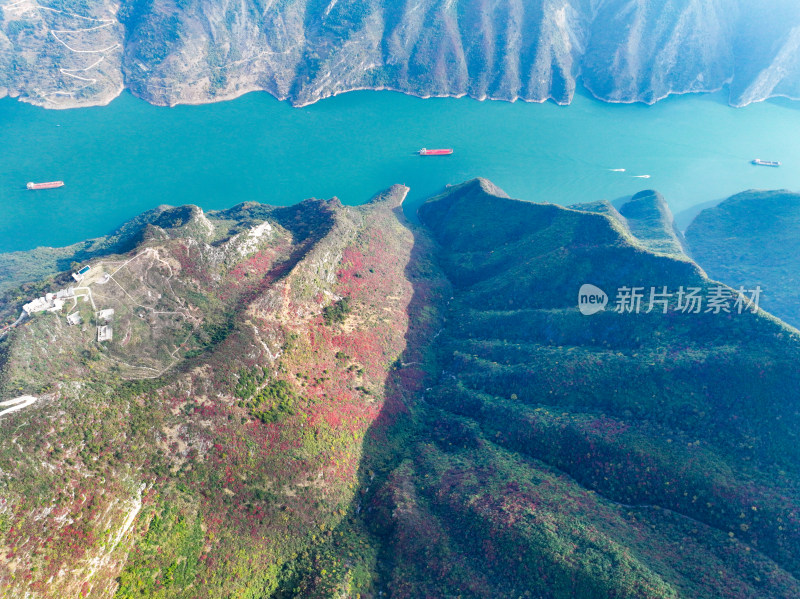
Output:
[322,298,351,326]
[272,518,378,598]
[114,495,205,598]
[233,368,299,424]
[249,380,298,424]
[235,366,269,400]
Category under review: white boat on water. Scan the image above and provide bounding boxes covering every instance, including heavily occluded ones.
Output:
[752,158,781,167]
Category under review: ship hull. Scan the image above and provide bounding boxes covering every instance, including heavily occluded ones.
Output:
[419,148,453,156]
[27,181,65,190]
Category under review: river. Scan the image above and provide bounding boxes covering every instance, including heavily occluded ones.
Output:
[1,87,798,254]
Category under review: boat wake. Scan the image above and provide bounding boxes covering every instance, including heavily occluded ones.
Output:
[608,168,626,172]
[632,175,651,179]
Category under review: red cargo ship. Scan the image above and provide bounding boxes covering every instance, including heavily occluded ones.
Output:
[419,148,453,156]
[27,181,64,190]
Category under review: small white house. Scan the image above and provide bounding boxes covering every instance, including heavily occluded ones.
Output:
[97,325,113,342]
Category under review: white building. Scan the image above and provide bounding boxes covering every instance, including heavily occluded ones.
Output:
[24,296,63,315]
[22,287,75,316]
[72,266,91,282]
[96,308,115,323]
[23,297,48,315]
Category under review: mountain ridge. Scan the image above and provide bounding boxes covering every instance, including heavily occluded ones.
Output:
[685,188,800,329]
[1,179,799,597]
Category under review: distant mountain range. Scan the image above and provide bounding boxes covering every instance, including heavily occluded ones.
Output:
[685,189,800,330]
[1,179,799,598]
[3,0,800,108]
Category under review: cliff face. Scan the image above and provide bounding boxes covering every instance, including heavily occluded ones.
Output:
[2,0,800,109]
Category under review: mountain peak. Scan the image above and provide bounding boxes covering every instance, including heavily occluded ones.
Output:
[618,190,687,257]
[365,184,410,208]
[686,188,800,328]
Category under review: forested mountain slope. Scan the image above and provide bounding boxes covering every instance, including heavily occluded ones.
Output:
[0,180,798,597]
[2,0,800,108]
[686,189,800,330]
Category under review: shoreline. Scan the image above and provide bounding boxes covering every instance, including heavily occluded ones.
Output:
[1,79,793,112]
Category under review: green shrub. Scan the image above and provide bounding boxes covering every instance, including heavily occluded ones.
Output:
[249,380,298,424]
[322,298,351,325]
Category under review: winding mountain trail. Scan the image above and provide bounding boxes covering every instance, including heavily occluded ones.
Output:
[0,395,37,418]
[3,0,121,99]
[0,311,27,339]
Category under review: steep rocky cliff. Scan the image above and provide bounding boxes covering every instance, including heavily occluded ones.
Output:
[2,0,799,109]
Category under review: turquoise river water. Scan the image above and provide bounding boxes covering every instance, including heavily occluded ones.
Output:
[1,88,799,254]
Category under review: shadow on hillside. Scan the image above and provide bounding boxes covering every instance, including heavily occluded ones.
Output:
[271,198,449,597]
[236,200,339,309]
[350,203,448,593]
[288,183,800,597]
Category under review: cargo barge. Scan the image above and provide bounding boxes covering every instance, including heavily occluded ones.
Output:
[27,181,65,190]
[419,148,453,156]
